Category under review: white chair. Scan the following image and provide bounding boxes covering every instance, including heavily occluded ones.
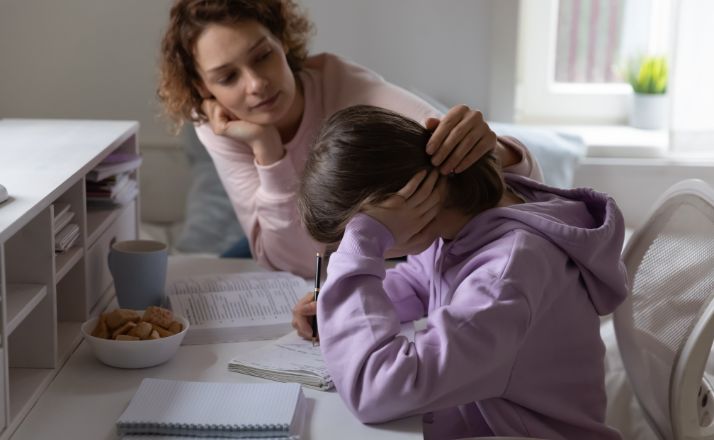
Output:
[614,179,714,440]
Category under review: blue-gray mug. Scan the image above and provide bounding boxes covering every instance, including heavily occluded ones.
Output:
[107,240,168,309]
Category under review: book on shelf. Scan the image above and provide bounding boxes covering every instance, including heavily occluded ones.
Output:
[227,321,416,392]
[166,272,307,345]
[229,331,334,391]
[86,172,130,197]
[116,378,306,439]
[87,152,142,182]
[87,178,138,205]
[55,223,79,253]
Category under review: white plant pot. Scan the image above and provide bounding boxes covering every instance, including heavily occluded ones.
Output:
[629,93,668,130]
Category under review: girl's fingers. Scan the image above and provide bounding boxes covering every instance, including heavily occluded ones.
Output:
[426,105,468,155]
[416,184,442,216]
[432,109,484,168]
[396,169,428,200]
[454,130,498,173]
[439,121,488,173]
[406,170,439,207]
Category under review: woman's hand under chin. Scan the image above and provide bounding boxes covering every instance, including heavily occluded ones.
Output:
[202,98,285,165]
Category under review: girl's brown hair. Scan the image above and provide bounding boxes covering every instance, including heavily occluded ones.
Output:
[298,105,504,244]
[157,0,313,131]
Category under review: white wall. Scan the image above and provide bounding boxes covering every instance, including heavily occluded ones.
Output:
[302,0,500,113]
[574,158,714,228]
[0,0,176,147]
[0,1,516,148]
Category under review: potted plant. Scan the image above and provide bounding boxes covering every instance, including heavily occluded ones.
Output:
[625,55,669,130]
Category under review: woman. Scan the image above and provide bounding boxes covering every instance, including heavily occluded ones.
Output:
[158,0,541,278]
[297,105,627,439]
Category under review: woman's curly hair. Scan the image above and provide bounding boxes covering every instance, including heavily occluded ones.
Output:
[157,0,313,132]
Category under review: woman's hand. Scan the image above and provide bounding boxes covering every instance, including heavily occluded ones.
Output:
[425,104,498,174]
[202,99,284,165]
[292,291,317,340]
[363,170,442,257]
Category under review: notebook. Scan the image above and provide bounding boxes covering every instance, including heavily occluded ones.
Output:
[227,322,418,391]
[229,331,334,391]
[116,378,306,439]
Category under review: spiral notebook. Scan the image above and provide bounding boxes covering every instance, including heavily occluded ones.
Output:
[116,378,306,439]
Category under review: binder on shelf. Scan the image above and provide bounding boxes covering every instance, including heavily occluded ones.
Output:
[116,378,307,439]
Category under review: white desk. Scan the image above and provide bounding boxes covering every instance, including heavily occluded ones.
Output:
[10,256,423,439]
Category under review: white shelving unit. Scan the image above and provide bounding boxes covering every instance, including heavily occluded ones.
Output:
[0,119,140,439]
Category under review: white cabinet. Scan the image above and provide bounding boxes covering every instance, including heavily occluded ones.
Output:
[0,119,140,439]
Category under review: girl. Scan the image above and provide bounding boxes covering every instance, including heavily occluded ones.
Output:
[157,0,542,279]
[298,105,628,439]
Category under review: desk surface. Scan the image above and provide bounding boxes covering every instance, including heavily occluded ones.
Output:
[11,256,423,440]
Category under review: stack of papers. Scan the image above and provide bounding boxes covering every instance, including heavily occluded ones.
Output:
[53,203,79,253]
[87,153,142,182]
[86,153,141,206]
[229,331,334,391]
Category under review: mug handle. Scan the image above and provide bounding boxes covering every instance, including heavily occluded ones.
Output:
[107,236,117,270]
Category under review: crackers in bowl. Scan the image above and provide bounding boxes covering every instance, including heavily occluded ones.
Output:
[81,306,189,368]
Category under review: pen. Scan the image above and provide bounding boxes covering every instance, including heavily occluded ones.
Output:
[312,253,322,345]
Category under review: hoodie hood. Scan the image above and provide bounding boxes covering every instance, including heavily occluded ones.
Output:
[448,174,628,315]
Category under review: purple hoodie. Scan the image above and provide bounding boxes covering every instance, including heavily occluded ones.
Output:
[317,174,628,439]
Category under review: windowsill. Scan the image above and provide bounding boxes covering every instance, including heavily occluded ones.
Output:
[549,124,714,163]
[553,125,668,158]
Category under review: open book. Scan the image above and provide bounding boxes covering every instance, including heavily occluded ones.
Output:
[117,378,306,439]
[228,322,417,391]
[166,272,308,345]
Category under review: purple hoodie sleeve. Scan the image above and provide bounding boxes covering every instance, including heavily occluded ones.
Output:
[382,249,436,322]
[318,214,534,424]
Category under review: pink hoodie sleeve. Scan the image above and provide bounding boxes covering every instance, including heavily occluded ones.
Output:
[318,214,534,424]
[195,123,321,277]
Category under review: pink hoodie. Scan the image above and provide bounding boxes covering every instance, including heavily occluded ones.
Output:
[318,174,628,439]
[196,53,541,277]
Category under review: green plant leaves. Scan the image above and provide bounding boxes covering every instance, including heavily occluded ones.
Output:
[628,56,668,94]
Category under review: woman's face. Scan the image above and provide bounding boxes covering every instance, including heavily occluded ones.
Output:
[194,21,297,126]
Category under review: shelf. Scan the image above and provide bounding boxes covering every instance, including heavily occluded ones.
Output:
[8,368,54,422]
[55,247,84,282]
[6,284,48,334]
[0,120,140,440]
[86,205,122,246]
[57,321,83,366]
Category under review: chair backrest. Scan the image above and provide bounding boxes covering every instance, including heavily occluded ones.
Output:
[614,179,714,440]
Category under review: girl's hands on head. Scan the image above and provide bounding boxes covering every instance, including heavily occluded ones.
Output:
[424,104,498,175]
[363,170,442,257]
[201,98,284,165]
[291,291,317,340]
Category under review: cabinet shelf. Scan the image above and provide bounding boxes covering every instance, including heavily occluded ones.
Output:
[86,206,123,246]
[55,247,84,282]
[57,322,83,365]
[6,284,48,335]
[8,368,54,422]
[0,119,140,439]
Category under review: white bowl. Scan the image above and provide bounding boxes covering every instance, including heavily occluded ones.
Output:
[81,312,189,368]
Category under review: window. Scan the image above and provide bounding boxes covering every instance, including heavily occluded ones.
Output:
[516,0,672,125]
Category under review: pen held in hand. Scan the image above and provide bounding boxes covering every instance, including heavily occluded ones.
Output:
[312,253,322,346]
